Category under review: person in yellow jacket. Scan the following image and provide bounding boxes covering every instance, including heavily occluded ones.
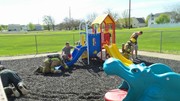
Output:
[122,40,133,60]
[130,31,143,59]
[34,54,69,74]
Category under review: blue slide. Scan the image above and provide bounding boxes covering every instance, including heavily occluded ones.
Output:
[66,45,87,67]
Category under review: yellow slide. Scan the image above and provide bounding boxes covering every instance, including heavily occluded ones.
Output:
[104,44,133,66]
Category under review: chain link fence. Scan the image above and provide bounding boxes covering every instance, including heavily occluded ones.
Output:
[116,30,180,54]
[0,33,80,56]
[0,30,180,56]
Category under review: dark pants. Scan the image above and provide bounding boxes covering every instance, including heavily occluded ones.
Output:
[4,86,13,96]
[0,69,22,88]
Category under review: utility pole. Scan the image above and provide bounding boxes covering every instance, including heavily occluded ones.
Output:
[69,6,71,19]
[129,0,131,29]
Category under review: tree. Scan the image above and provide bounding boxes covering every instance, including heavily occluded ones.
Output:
[103,8,119,21]
[43,15,55,31]
[71,19,81,30]
[56,23,65,30]
[120,9,132,28]
[116,18,124,29]
[171,4,180,23]
[86,13,98,24]
[63,17,71,30]
[56,17,81,30]
[0,25,8,30]
[0,26,2,31]
[145,15,150,25]
[28,23,35,31]
[155,14,170,24]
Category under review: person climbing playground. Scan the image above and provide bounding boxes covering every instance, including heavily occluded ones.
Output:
[61,42,79,62]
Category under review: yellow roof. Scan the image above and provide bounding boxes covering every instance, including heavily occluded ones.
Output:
[91,14,115,25]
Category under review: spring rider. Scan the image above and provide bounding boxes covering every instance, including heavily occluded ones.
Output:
[103,58,180,101]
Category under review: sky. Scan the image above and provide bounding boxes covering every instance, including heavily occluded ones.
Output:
[0,0,180,25]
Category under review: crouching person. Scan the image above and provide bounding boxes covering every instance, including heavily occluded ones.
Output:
[122,40,133,60]
[0,65,29,97]
[34,54,69,74]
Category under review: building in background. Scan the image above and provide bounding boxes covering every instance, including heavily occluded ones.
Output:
[148,12,176,25]
[8,24,21,31]
[35,24,43,31]
[131,17,146,28]
[7,24,43,32]
[148,12,180,28]
[21,25,28,31]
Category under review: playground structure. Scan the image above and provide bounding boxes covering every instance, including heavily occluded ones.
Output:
[103,57,180,101]
[75,14,116,64]
[54,14,116,68]
[91,14,116,45]
[91,14,116,60]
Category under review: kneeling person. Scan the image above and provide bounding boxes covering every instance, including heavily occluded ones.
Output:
[35,54,69,74]
[122,40,133,60]
[0,65,29,97]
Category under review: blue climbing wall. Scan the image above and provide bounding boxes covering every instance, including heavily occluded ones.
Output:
[88,33,101,58]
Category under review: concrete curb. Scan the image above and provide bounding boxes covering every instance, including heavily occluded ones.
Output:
[0,51,180,61]
[138,51,180,61]
[0,53,58,61]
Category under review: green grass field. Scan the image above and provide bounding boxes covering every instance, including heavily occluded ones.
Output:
[0,31,80,56]
[0,27,180,56]
[116,27,180,54]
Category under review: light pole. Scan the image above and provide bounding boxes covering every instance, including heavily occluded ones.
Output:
[129,0,131,29]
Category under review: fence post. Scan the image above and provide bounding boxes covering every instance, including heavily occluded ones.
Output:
[73,33,75,45]
[34,35,38,54]
[160,31,162,53]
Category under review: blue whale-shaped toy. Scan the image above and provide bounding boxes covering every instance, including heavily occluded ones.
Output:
[103,58,180,101]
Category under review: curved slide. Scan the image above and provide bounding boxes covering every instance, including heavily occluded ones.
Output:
[104,44,133,66]
[66,45,87,66]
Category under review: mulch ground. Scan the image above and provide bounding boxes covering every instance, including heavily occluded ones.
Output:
[1,55,180,101]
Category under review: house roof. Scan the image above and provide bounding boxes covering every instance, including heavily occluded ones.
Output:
[136,18,145,23]
[149,12,173,17]
[91,14,115,25]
